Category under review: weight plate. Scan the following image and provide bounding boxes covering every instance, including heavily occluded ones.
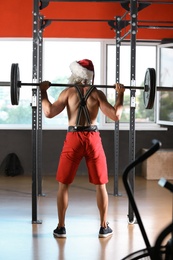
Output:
[10,63,20,105]
[143,68,156,109]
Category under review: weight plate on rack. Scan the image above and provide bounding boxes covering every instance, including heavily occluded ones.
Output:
[143,68,156,109]
[10,63,20,105]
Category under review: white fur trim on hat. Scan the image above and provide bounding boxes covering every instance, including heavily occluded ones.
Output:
[69,61,94,82]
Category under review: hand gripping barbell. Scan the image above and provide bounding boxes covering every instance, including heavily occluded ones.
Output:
[1,63,172,108]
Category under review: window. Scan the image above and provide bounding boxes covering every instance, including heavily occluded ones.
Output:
[106,44,156,125]
[0,39,158,130]
[157,43,173,126]
[0,39,33,128]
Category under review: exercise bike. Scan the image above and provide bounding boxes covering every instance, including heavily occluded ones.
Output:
[122,139,173,260]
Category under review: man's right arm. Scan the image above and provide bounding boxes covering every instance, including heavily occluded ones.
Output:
[40,81,54,118]
[113,83,125,120]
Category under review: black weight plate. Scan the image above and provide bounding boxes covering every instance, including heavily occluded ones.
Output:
[149,68,156,109]
[10,63,20,105]
[143,68,156,109]
[10,64,15,105]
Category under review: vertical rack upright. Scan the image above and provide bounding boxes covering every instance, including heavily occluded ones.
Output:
[128,0,138,223]
[32,0,42,224]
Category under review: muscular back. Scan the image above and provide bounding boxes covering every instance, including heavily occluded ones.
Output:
[64,86,100,126]
[41,83,124,125]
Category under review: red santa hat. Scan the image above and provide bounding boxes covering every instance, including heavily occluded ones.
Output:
[69,59,95,84]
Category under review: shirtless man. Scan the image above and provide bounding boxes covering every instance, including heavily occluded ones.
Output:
[40,59,125,238]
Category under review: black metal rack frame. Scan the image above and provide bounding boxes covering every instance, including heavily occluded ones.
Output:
[122,139,173,259]
[31,0,173,224]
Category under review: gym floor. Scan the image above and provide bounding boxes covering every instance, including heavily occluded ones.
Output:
[0,175,172,260]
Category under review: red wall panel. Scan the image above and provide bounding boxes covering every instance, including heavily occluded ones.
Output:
[0,1,173,40]
[0,1,32,37]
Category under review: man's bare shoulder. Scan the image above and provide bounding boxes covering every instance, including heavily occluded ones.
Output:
[60,87,75,95]
[93,88,107,99]
[63,86,76,92]
[60,86,106,99]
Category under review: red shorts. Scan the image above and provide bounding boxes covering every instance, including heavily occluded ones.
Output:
[56,132,108,185]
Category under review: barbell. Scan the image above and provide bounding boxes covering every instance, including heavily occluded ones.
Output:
[1,63,173,108]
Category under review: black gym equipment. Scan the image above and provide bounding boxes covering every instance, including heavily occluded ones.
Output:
[0,63,172,110]
[6,0,171,225]
[122,139,173,260]
[8,63,157,108]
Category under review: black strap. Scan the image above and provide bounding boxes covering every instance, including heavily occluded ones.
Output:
[75,86,95,126]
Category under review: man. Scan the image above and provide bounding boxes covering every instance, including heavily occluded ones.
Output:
[40,59,125,238]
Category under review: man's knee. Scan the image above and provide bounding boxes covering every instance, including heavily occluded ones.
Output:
[96,183,106,191]
[58,182,70,191]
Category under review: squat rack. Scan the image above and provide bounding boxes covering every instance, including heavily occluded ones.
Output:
[31,0,173,224]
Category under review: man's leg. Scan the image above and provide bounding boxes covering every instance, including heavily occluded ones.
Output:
[96,184,113,237]
[57,182,69,227]
[96,184,108,228]
[53,182,69,238]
